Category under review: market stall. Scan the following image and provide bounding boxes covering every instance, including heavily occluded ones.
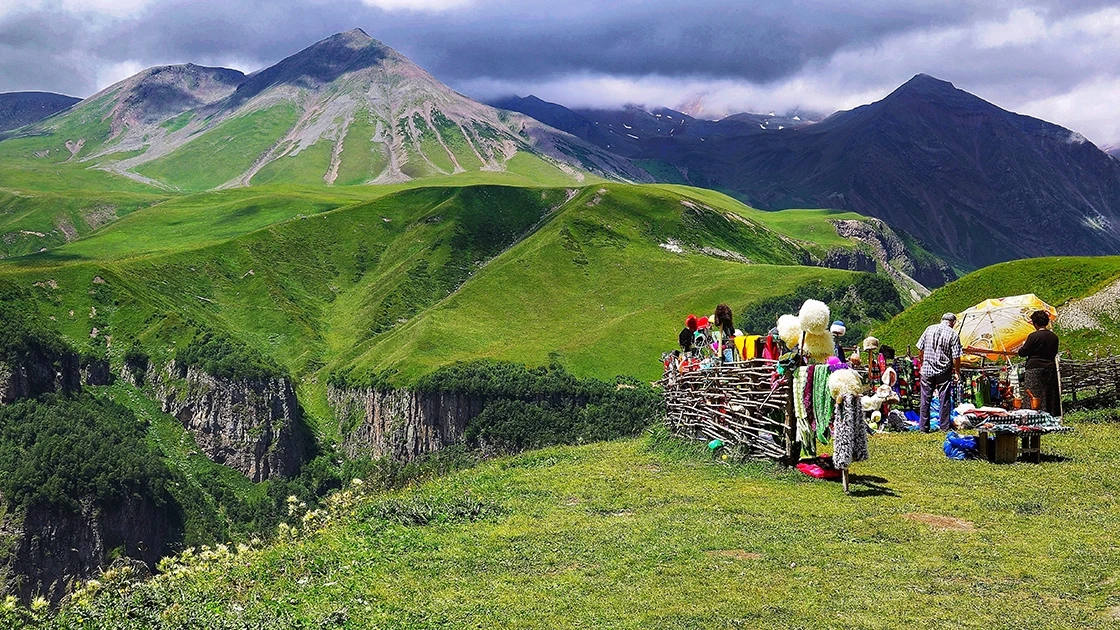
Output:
[660,299,871,491]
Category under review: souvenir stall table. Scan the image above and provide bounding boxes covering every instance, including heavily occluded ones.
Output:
[938,294,1074,462]
[961,410,1073,463]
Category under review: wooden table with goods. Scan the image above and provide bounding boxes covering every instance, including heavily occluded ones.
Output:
[974,424,1072,464]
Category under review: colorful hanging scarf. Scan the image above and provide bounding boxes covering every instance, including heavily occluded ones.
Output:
[804,365,817,433]
[813,366,833,445]
[792,367,815,457]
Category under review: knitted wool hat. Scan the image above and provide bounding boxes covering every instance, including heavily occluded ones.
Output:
[685,314,698,331]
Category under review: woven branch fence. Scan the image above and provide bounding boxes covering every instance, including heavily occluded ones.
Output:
[658,359,797,462]
[1061,356,1120,404]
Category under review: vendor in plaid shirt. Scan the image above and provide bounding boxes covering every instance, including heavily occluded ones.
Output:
[916,312,962,432]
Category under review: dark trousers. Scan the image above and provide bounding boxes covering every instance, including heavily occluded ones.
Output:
[919,371,952,432]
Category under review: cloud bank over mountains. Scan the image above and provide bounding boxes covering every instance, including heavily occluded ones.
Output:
[1,0,1118,145]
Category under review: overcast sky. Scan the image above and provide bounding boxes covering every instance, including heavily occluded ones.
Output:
[1,0,1118,146]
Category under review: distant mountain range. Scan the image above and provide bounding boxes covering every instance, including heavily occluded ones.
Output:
[495,76,1120,269]
[2,29,647,191]
[487,96,818,158]
[0,91,79,132]
[3,31,1119,271]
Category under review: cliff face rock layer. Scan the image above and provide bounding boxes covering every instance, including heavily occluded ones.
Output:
[830,218,956,298]
[328,386,484,460]
[151,363,308,481]
[0,346,80,404]
[0,496,175,603]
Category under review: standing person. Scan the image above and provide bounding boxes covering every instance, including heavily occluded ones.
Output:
[916,313,962,432]
[1018,310,1061,417]
[679,314,698,353]
[713,303,738,362]
[830,320,846,357]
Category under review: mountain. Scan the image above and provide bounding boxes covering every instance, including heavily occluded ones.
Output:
[0,91,80,132]
[1107,145,1120,159]
[490,95,817,161]
[499,76,1120,270]
[1,29,647,192]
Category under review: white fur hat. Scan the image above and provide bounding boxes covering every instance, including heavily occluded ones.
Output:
[862,336,880,351]
[798,299,831,333]
[828,368,864,399]
[777,314,802,348]
[802,332,836,363]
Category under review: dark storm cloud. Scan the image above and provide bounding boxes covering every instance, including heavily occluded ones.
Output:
[0,0,1118,142]
[0,0,1017,94]
[0,10,92,96]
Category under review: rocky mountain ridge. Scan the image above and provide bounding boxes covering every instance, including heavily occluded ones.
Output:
[496,75,1120,270]
[13,29,648,190]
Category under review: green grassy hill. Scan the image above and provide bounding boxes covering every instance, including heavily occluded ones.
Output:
[0,181,907,448]
[331,184,861,385]
[32,422,1120,629]
[875,256,1120,357]
[0,182,899,389]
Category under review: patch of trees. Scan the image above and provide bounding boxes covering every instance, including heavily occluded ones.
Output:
[0,280,68,363]
[418,360,663,452]
[0,394,171,513]
[174,331,283,381]
[737,273,903,344]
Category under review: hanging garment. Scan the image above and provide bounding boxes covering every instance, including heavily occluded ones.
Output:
[762,335,780,360]
[832,394,869,470]
[804,365,817,433]
[793,367,815,457]
[812,364,834,445]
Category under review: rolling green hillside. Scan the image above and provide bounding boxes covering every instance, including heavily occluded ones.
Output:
[34,424,1120,629]
[0,182,904,419]
[331,184,861,385]
[0,189,166,259]
[875,256,1120,356]
[0,178,912,565]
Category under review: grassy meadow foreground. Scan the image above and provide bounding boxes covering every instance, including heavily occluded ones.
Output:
[22,415,1118,629]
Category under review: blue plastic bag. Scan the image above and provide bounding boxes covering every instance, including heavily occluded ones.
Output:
[943,431,978,460]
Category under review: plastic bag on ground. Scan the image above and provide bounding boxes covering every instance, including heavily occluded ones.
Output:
[943,431,978,460]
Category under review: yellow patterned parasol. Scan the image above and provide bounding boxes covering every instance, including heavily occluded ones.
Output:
[955,294,1057,363]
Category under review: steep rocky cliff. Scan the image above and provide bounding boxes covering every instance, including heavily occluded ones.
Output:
[0,345,80,404]
[0,496,176,603]
[150,362,308,481]
[329,386,483,460]
[827,218,956,299]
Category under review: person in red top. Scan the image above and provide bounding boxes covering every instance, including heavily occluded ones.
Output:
[1018,310,1061,417]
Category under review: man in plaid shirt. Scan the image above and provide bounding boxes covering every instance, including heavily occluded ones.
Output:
[916,312,962,432]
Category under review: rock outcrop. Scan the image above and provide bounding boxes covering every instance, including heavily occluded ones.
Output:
[79,356,113,386]
[0,346,80,404]
[0,496,176,604]
[151,362,308,481]
[328,386,484,460]
[815,247,877,274]
[829,218,956,298]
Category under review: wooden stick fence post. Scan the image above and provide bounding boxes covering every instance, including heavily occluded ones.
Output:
[660,358,797,463]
